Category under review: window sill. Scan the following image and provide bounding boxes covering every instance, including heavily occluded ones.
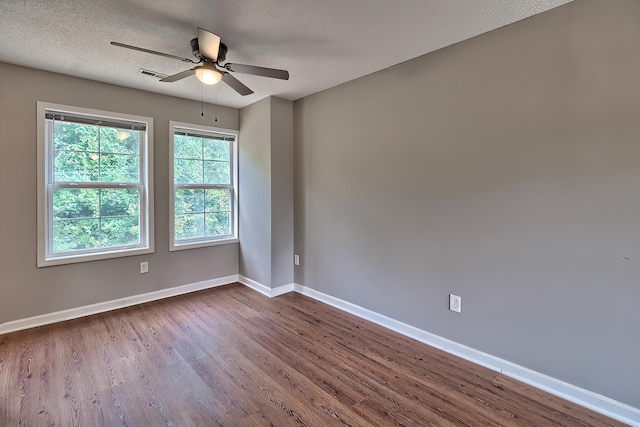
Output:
[38,246,154,268]
[170,237,239,252]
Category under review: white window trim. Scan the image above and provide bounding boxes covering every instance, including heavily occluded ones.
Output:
[169,121,238,251]
[37,101,155,267]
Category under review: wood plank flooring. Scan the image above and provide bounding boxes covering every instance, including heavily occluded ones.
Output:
[0,283,628,426]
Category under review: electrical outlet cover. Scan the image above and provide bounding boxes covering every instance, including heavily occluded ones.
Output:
[449,294,461,313]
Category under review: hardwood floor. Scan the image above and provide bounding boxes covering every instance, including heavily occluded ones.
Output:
[0,283,628,426]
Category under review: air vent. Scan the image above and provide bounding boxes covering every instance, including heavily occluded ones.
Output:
[138,68,168,79]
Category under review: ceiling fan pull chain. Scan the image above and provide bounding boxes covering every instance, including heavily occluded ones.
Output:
[201,83,204,117]
[214,89,218,123]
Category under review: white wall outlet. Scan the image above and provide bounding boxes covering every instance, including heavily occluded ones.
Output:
[140,261,149,274]
[294,254,300,266]
[449,294,461,313]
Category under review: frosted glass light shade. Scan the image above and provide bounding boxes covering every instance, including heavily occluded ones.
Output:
[195,66,222,85]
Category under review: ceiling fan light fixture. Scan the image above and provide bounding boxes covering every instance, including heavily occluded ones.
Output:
[195,65,222,85]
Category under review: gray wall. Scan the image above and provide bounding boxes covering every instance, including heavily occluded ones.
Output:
[0,63,239,324]
[239,97,294,288]
[270,97,294,288]
[239,98,272,286]
[293,0,640,408]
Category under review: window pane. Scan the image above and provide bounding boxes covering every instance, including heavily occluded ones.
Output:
[175,213,205,240]
[100,154,140,182]
[206,212,230,236]
[53,219,100,253]
[53,188,99,219]
[175,159,203,183]
[54,150,99,182]
[53,122,99,152]
[100,128,139,155]
[171,124,236,248]
[204,160,230,184]
[174,135,203,160]
[42,105,151,264]
[175,189,204,214]
[203,140,230,161]
[101,216,140,247]
[205,189,231,212]
[100,189,139,217]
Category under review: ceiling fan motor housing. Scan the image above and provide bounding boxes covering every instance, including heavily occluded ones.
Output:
[190,38,227,63]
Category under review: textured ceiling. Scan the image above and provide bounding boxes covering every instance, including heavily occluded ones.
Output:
[0,0,571,109]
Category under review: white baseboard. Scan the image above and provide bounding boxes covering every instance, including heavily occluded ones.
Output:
[238,275,294,298]
[272,283,296,297]
[293,284,640,427]
[238,275,271,296]
[0,274,239,335]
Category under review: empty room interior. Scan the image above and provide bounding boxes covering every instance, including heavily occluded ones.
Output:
[1,0,639,425]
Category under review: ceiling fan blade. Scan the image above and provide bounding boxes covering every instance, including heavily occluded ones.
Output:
[224,63,289,80]
[110,41,196,63]
[160,68,195,82]
[197,27,221,61]
[222,72,254,96]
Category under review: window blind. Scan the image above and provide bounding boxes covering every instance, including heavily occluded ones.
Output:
[45,110,147,131]
[174,128,235,141]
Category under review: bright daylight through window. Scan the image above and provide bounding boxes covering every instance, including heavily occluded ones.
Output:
[37,102,154,266]
[170,122,238,250]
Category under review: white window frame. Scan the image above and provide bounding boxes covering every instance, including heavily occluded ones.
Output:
[169,121,239,251]
[37,102,154,267]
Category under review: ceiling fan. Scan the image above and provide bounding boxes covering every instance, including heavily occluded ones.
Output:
[111,28,289,96]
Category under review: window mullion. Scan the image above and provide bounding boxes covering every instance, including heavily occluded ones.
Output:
[53,182,139,189]
[175,183,231,190]
[98,188,102,248]
[201,139,205,185]
[97,127,101,181]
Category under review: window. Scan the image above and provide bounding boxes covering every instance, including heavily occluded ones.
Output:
[170,121,238,250]
[37,102,154,266]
